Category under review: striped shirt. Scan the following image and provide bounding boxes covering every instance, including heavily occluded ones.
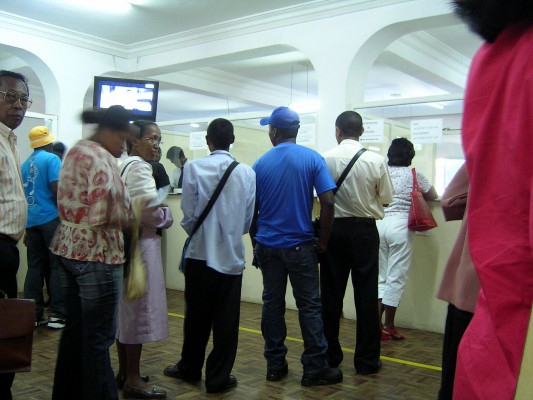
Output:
[0,122,28,241]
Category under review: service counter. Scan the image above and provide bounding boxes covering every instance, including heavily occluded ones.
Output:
[162,194,459,334]
[16,195,458,334]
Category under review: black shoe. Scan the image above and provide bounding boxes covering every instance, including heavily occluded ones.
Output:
[116,374,150,390]
[122,383,166,399]
[356,360,382,375]
[301,367,343,387]
[205,375,237,394]
[163,364,201,382]
[266,360,289,381]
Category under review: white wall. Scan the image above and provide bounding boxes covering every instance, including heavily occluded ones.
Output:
[162,194,456,334]
[6,0,463,333]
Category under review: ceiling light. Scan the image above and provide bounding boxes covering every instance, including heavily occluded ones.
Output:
[427,102,444,110]
[190,123,200,128]
[70,0,133,13]
[289,101,320,114]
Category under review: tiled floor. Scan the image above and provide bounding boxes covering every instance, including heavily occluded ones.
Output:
[12,289,444,399]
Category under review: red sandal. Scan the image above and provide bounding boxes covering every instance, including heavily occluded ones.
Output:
[381,326,405,340]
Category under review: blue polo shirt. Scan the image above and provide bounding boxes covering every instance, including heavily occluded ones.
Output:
[21,149,61,228]
[253,142,335,249]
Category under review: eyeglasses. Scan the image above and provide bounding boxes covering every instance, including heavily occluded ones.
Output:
[0,91,33,108]
[141,136,163,145]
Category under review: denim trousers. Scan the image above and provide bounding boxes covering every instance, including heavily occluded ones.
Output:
[24,217,66,319]
[52,258,123,400]
[255,242,328,374]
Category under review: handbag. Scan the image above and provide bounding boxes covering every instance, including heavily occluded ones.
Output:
[179,161,239,272]
[0,290,35,373]
[313,148,367,236]
[441,164,468,222]
[408,168,437,231]
[120,160,147,301]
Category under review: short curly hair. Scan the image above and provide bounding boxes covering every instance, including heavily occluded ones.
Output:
[387,137,415,167]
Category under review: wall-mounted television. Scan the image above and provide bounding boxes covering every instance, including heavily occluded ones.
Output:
[93,76,159,121]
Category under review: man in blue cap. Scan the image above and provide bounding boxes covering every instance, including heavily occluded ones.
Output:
[250,106,342,386]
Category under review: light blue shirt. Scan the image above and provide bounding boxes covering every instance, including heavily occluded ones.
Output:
[180,150,256,275]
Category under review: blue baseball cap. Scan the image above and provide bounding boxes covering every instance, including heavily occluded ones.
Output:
[260,106,300,130]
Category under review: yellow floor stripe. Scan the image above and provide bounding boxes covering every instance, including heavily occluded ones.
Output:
[168,312,442,372]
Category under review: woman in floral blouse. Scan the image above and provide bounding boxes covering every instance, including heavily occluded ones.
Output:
[50,105,135,400]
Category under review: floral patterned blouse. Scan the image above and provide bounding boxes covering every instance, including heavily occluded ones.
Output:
[50,140,130,264]
[384,166,433,216]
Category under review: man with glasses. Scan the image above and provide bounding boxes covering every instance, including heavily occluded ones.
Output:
[0,70,31,400]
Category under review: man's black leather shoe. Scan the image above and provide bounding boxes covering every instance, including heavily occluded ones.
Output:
[356,360,382,375]
[301,367,343,387]
[266,360,289,381]
[163,364,201,382]
[205,375,237,393]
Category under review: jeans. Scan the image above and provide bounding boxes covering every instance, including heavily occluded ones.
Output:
[255,242,328,374]
[24,218,66,319]
[52,258,123,400]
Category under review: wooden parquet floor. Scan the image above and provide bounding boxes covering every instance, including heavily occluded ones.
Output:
[12,289,443,399]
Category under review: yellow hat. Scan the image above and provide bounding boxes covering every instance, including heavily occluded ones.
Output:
[29,126,55,149]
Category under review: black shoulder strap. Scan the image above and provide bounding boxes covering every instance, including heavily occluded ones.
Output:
[333,148,367,194]
[190,161,239,236]
[120,159,140,178]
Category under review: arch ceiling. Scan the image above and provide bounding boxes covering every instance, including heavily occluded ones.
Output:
[0,0,482,121]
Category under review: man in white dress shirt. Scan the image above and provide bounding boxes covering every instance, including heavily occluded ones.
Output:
[166,146,187,189]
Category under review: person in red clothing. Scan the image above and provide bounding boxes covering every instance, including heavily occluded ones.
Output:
[452,1,533,399]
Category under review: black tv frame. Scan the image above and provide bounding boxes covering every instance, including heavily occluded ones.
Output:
[93,76,159,121]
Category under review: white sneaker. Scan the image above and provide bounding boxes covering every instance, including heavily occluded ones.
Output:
[47,316,65,330]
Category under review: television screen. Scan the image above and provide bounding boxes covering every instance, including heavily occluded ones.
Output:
[93,76,159,121]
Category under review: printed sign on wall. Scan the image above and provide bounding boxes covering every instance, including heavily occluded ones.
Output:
[361,119,385,143]
[410,119,443,143]
[296,123,316,145]
[189,131,208,150]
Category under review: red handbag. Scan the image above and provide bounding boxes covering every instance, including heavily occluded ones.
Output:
[408,168,437,231]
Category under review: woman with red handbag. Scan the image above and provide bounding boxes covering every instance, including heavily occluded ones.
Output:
[377,138,437,340]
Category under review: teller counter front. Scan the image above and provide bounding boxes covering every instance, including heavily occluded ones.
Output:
[162,194,458,334]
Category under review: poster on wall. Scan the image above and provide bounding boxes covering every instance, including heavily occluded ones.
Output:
[361,119,385,143]
[410,119,443,143]
[189,131,208,150]
[296,123,316,145]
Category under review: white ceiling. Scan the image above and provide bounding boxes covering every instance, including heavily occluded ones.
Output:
[0,0,483,121]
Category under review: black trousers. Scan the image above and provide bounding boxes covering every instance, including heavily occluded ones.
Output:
[179,259,242,391]
[0,237,20,400]
[320,218,381,373]
[438,303,474,400]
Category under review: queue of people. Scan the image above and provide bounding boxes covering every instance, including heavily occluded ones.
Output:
[0,72,461,399]
[3,6,533,392]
